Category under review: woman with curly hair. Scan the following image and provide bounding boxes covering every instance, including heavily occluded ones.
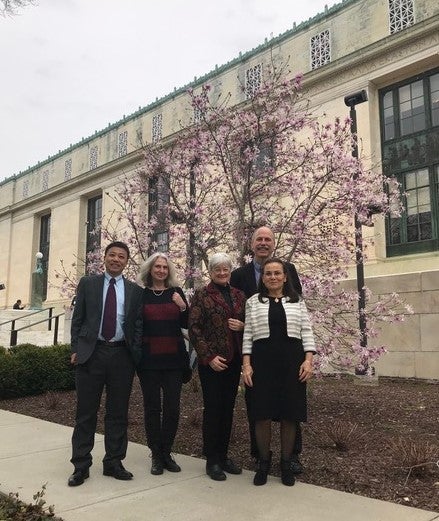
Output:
[137,252,189,475]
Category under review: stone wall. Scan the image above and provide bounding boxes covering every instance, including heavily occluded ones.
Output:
[363,270,438,379]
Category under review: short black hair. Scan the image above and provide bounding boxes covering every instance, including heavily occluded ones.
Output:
[104,241,130,259]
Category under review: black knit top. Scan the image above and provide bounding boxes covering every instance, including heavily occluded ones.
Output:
[139,287,189,370]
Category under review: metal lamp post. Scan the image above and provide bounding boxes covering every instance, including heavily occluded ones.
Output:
[344,90,369,375]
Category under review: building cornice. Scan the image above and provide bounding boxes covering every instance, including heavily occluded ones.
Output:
[0,150,144,218]
[0,0,357,185]
[1,6,436,189]
[303,13,439,94]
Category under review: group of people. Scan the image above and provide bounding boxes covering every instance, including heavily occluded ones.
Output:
[68,226,316,489]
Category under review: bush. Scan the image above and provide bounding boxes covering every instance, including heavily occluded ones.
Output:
[309,419,369,452]
[0,344,75,399]
[388,437,439,479]
[0,484,61,520]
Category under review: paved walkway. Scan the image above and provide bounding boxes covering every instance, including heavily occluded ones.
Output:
[0,410,438,521]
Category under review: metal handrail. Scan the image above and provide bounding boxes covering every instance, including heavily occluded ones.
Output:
[0,307,54,329]
[9,310,64,347]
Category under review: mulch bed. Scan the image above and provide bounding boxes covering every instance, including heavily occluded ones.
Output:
[1,375,438,513]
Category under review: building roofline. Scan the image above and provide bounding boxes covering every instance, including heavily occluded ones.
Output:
[0,0,364,185]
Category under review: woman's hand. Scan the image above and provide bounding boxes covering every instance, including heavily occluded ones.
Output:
[228,318,244,332]
[242,364,253,387]
[299,359,313,382]
[172,291,186,312]
[209,355,228,372]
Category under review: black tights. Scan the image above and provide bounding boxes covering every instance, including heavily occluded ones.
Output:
[255,419,297,461]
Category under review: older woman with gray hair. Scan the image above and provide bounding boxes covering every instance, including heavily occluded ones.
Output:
[136,252,189,476]
[189,252,246,481]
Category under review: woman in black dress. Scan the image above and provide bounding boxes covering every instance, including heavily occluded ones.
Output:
[242,258,315,486]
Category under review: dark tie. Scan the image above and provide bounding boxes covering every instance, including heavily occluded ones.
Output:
[102,278,116,341]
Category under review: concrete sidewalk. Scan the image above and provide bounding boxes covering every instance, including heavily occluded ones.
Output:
[0,410,438,521]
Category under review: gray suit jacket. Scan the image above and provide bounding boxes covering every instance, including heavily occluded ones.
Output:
[71,274,143,365]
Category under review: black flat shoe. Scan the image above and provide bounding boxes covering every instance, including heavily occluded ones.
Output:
[280,459,296,486]
[206,463,226,481]
[221,458,242,475]
[163,453,181,472]
[290,456,304,475]
[103,462,133,480]
[68,468,89,487]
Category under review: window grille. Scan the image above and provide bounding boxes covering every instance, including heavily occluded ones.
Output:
[245,64,262,100]
[42,170,49,191]
[310,29,331,70]
[90,146,98,170]
[118,130,128,157]
[64,158,72,180]
[389,0,415,34]
[152,114,163,143]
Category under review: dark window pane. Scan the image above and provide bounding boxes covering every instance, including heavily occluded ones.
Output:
[418,211,431,224]
[383,72,438,255]
[406,214,418,225]
[383,92,395,140]
[413,114,426,132]
[407,225,418,242]
[399,85,410,103]
[399,81,426,137]
[420,222,432,240]
[401,119,411,136]
[412,80,423,98]
[39,214,51,300]
[431,74,439,126]
[390,218,401,244]
[86,196,102,257]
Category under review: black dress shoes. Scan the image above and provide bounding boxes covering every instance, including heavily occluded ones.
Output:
[68,468,89,487]
[206,463,226,481]
[162,453,181,472]
[151,454,164,475]
[221,458,242,475]
[103,462,133,480]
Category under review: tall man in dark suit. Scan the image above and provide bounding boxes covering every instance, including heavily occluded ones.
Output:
[230,226,305,474]
[68,241,143,487]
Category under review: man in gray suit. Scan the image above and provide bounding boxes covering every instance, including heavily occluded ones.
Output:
[68,241,143,487]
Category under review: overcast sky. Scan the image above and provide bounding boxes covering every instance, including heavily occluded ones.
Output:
[0,0,337,183]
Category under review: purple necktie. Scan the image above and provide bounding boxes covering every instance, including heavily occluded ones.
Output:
[102,278,116,341]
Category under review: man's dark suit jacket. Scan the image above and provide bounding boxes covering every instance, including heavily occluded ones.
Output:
[230,261,302,299]
[71,274,143,365]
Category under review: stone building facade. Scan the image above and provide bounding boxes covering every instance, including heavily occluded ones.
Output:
[1,0,438,377]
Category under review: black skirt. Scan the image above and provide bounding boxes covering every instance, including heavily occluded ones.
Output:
[250,298,307,422]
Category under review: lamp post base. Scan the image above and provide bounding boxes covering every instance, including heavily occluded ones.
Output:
[354,367,378,386]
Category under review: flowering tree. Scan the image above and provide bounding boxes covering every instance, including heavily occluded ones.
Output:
[57,61,410,372]
[54,174,157,296]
